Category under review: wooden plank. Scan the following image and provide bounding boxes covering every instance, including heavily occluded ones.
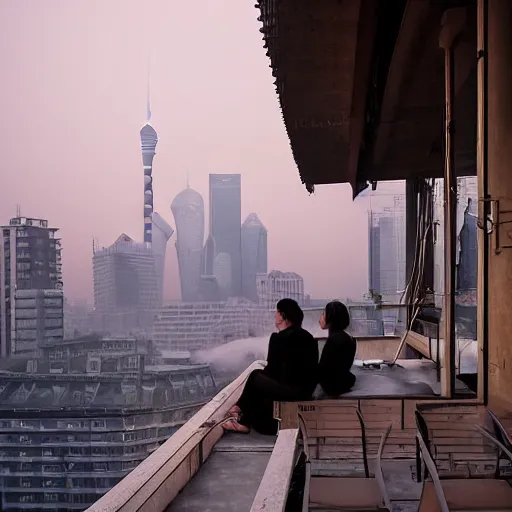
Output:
[405,331,431,358]
[360,399,403,408]
[250,428,299,512]
[476,0,486,405]
[278,402,299,429]
[440,479,512,509]
[433,436,489,445]
[309,477,383,510]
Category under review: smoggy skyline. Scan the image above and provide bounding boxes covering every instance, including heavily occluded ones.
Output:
[0,1,398,303]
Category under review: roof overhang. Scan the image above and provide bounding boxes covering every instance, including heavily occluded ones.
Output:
[257,0,477,197]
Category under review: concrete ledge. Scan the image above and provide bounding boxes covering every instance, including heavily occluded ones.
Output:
[250,428,299,512]
[86,361,265,512]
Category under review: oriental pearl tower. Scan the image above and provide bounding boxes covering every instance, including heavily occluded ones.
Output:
[141,87,158,245]
[139,73,174,305]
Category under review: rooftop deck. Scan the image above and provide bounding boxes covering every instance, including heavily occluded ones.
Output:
[85,352,511,512]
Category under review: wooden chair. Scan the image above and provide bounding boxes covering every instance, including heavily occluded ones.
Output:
[416,418,512,511]
[298,412,392,511]
[484,407,512,479]
[296,403,371,478]
[414,408,491,481]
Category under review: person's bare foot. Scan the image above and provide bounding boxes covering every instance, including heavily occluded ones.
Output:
[222,419,250,434]
[226,405,241,419]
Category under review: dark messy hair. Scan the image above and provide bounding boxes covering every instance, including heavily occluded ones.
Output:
[324,301,350,332]
[276,298,304,327]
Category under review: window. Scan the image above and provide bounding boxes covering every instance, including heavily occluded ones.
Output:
[88,360,99,372]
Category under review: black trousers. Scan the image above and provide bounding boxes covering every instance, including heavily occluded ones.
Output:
[236,370,304,435]
[321,371,356,397]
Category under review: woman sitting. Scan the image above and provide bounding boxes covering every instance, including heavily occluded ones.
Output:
[223,298,319,435]
[318,301,357,396]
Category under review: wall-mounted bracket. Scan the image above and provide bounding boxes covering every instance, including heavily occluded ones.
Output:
[478,196,512,254]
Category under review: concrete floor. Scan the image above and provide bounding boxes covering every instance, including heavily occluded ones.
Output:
[167,432,275,512]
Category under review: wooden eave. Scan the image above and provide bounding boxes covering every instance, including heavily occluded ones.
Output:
[257,0,477,197]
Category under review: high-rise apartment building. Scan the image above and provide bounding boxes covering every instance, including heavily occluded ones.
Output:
[209,174,242,297]
[92,234,159,334]
[241,213,267,302]
[367,196,406,303]
[256,270,305,309]
[171,188,205,302]
[0,216,63,357]
[0,337,215,512]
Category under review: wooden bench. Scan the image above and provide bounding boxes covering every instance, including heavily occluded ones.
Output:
[416,415,512,511]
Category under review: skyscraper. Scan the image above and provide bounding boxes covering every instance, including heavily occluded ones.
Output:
[209,174,242,296]
[171,188,205,302]
[140,94,157,245]
[0,216,63,357]
[367,197,406,303]
[241,213,268,302]
[202,234,216,276]
[151,212,174,304]
[92,234,159,333]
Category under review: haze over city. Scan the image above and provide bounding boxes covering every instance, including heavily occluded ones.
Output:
[0,1,488,510]
[0,0,388,303]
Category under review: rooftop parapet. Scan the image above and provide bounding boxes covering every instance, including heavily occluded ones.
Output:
[85,361,265,512]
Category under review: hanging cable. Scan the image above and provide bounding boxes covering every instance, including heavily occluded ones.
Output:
[388,178,434,365]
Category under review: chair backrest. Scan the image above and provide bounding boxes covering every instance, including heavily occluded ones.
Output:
[483,408,512,478]
[375,423,393,511]
[474,424,512,471]
[356,408,370,478]
[415,409,433,482]
[296,414,311,512]
[292,404,369,478]
[297,413,310,462]
[416,431,450,512]
[486,407,512,451]
[415,410,431,454]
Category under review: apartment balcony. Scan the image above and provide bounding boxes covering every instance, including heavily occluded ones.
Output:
[82,352,511,512]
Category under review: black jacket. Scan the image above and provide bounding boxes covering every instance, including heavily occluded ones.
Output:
[263,326,319,398]
[318,330,356,396]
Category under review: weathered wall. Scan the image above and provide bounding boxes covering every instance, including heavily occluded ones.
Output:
[486,0,512,407]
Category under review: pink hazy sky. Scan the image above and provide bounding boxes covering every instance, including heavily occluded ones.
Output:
[0,0,383,303]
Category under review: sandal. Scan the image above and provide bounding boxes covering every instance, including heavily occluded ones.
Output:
[225,405,241,420]
[222,419,250,434]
